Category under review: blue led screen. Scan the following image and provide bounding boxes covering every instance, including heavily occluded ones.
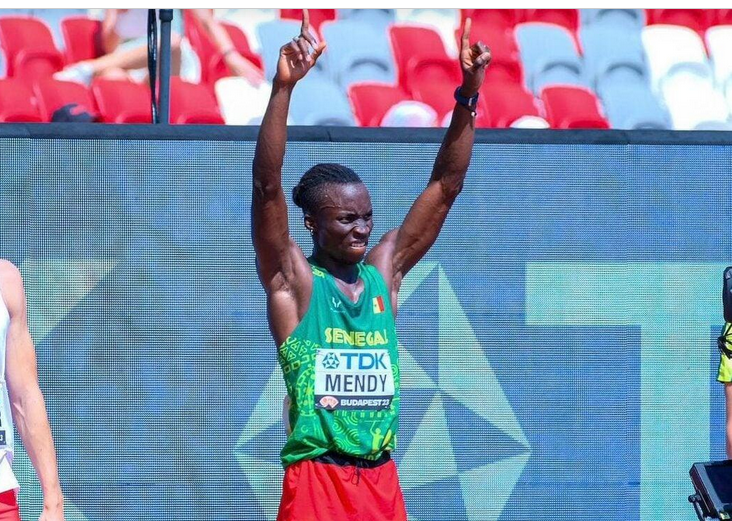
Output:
[0,133,729,521]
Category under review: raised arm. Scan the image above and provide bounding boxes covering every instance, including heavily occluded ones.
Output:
[251,10,326,343]
[0,261,63,521]
[369,19,490,300]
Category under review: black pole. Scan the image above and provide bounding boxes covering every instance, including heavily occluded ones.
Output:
[147,9,158,123]
[158,9,174,125]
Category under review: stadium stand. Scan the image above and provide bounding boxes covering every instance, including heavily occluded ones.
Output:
[525,9,579,37]
[642,24,711,91]
[395,9,460,57]
[256,19,309,81]
[389,24,458,95]
[516,22,584,94]
[381,100,438,127]
[706,26,732,91]
[598,82,670,129]
[580,9,646,30]
[33,77,98,121]
[60,16,102,64]
[645,9,713,37]
[348,83,408,127]
[660,69,730,130]
[460,9,522,31]
[463,22,523,85]
[478,81,547,128]
[279,9,334,38]
[91,78,151,123]
[320,20,394,88]
[0,78,42,121]
[169,77,225,124]
[0,16,64,81]
[541,86,610,129]
[0,8,730,129]
[184,11,263,87]
[214,77,270,125]
[289,75,354,126]
[580,26,648,91]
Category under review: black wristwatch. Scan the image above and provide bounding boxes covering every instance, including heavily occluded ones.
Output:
[454,87,479,116]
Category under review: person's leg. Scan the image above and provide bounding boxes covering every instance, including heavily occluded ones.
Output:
[82,45,150,76]
[360,460,407,521]
[98,67,131,80]
[277,459,359,521]
[54,45,148,85]
[278,457,406,521]
[56,36,184,85]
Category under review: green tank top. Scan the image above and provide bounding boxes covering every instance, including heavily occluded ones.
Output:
[278,259,400,467]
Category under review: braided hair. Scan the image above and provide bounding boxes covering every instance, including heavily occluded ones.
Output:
[292,163,363,214]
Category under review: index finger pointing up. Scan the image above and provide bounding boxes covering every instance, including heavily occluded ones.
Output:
[301,9,310,32]
[461,17,472,50]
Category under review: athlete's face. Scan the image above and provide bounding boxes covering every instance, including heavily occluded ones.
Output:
[307,183,373,265]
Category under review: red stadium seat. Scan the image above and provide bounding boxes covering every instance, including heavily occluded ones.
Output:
[280,9,335,37]
[406,58,461,120]
[406,56,461,93]
[646,9,714,36]
[92,79,151,123]
[0,79,42,122]
[524,9,579,35]
[183,11,263,86]
[461,10,524,30]
[412,80,457,122]
[714,10,732,26]
[61,16,103,64]
[478,81,542,128]
[33,78,98,122]
[169,77,224,124]
[389,25,457,92]
[458,24,524,85]
[348,83,409,127]
[0,17,65,81]
[223,22,263,70]
[540,86,610,129]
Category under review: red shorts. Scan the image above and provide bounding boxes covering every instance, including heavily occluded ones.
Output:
[0,490,20,521]
[277,452,407,521]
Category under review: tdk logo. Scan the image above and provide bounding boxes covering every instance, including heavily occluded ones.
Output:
[336,352,388,370]
[322,352,340,369]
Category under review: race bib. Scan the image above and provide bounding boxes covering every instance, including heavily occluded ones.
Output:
[314,348,395,410]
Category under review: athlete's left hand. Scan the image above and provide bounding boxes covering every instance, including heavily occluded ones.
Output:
[458,17,491,98]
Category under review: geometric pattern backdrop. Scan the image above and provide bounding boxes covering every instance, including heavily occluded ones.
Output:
[0,133,730,520]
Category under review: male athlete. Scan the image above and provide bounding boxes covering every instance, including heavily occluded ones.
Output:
[252,9,490,520]
[0,260,64,520]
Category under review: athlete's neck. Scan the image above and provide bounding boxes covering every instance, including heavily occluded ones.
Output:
[310,251,360,283]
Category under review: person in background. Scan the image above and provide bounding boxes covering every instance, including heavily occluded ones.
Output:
[55,9,262,87]
[718,323,732,458]
[0,260,64,520]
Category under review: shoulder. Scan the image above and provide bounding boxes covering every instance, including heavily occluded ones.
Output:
[0,260,22,289]
[0,260,24,313]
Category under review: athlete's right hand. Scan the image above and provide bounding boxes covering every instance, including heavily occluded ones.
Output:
[274,9,326,87]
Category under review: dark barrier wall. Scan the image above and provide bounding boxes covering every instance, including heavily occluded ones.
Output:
[0,125,730,521]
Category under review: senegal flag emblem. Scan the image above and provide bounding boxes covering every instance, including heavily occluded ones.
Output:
[372,295,385,314]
